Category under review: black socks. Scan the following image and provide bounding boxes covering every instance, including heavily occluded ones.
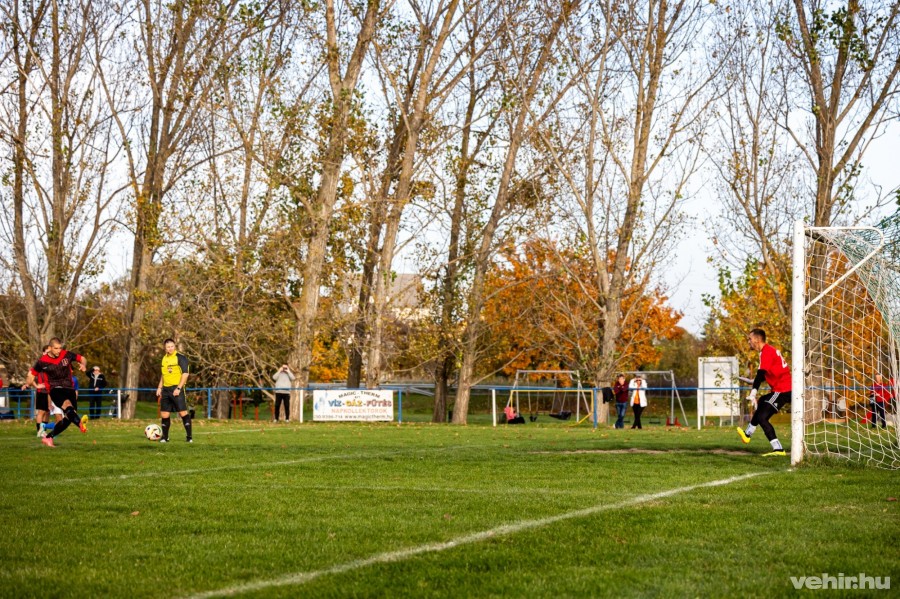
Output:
[182,414,192,441]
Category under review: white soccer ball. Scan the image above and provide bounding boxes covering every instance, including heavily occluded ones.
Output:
[145,424,162,441]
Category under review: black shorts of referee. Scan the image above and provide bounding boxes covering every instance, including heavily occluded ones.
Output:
[160,385,188,413]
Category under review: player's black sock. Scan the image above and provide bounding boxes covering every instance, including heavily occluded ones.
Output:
[182,414,192,440]
[64,406,81,425]
[36,422,41,432]
[161,417,171,440]
[48,419,70,438]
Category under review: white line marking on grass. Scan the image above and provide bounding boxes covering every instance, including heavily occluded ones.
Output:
[184,470,774,599]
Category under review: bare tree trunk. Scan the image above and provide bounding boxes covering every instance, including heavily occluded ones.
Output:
[113,0,270,416]
[359,0,466,388]
[8,0,48,353]
[2,0,127,375]
[288,0,381,417]
[454,1,580,423]
[786,0,900,424]
[432,63,490,422]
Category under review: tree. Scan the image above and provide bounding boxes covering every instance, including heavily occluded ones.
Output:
[777,0,900,423]
[702,254,792,373]
[101,0,275,416]
[481,238,683,382]
[535,0,719,425]
[453,0,583,423]
[284,0,382,415]
[346,0,490,389]
[0,0,122,361]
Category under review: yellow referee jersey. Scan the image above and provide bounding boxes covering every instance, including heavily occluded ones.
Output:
[161,352,189,387]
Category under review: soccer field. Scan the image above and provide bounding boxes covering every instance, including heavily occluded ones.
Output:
[1,420,897,598]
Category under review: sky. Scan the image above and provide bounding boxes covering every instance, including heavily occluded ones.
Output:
[665,125,900,336]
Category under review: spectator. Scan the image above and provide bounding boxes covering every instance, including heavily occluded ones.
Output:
[86,366,108,420]
[503,404,525,425]
[272,365,295,422]
[870,374,892,429]
[613,374,628,429]
[629,376,648,430]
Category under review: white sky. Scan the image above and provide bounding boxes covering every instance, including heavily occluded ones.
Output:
[666,126,900,335]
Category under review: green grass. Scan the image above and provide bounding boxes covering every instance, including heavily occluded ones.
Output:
[0,419,896,598]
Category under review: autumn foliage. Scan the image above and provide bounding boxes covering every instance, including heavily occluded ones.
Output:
[481,239,683,385]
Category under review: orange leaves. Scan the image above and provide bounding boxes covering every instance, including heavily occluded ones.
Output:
[481,238,682,382]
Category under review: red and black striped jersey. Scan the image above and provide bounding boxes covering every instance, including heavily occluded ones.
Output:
[31,350,82,390]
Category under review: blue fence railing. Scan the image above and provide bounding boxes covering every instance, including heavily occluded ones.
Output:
[0,389,121,420]
[1,384,891,426]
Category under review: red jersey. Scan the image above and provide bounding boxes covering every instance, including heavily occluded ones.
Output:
[31,350,82,390]
[35,371,49,392]
[871,382,893,403]
[759,343,791,393]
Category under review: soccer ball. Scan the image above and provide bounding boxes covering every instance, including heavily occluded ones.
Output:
[145,424,162,441]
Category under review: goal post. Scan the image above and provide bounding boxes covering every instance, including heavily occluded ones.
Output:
[792,218,900,468]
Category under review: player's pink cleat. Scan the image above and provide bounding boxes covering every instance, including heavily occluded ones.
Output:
[78,414,88,434]
[41,436,55,448]
[736,427,751,444]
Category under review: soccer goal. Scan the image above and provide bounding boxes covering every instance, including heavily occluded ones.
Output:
[506,370,592,424]
[792,217,900,468]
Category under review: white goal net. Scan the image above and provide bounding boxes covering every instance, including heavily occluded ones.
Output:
[792,216,900,468]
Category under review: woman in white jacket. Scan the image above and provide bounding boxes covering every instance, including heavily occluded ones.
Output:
[628,376,648,429]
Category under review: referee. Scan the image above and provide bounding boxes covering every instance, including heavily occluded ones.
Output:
[156,338,192,443]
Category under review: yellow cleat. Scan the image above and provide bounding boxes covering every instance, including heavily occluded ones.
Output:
[736,427,751,444]
[762,450,786,457]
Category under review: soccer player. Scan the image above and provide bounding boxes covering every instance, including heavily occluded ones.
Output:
[22,338,88,447]
[737,328,791,456]
[156,338,192,443]
[28,344,51,437]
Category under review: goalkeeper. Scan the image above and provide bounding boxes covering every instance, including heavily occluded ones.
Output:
[736,328,791,456]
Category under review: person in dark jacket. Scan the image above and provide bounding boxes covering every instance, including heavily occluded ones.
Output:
[87,366,108,420]
[613,374,628,429]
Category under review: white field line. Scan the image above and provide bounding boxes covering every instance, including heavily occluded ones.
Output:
[184,470,774,599]
[32,445,485,486]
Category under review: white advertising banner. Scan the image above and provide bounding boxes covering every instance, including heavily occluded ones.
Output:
[697,356,740,425]
[312,389,394,422]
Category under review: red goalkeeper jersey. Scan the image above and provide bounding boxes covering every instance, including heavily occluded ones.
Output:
[759,344,791,393]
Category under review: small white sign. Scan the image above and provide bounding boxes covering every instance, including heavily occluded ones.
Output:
[698,356,740,423]
[312,389,394,422]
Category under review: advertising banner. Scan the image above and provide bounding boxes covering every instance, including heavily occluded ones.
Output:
[312,389,394,422]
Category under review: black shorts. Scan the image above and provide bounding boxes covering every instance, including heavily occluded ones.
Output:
[49,387,77,409]
[759,391,791,412]
[160,386,188,413]
[35,392,50,412]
